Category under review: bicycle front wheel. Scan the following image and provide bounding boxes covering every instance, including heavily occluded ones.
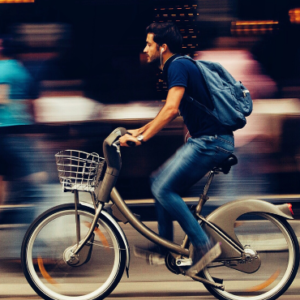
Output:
[21,203,126,300]
[202,213,299,300]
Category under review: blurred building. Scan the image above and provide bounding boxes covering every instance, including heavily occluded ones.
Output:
[11,23,83,96]
[152,0,200,93]
[0,0,299,100]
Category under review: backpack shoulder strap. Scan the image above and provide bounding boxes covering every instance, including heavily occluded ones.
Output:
[172,55,194,63]
[172,56,214,96]
[184,93,217,120]
[171,55,217,118]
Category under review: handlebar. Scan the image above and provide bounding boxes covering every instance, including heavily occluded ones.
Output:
[97,128,126,203]
[111,134,136,148]
[126,141,136,147]
[97,127,136,203]
[103,127,138,172]
[124,131,137,147]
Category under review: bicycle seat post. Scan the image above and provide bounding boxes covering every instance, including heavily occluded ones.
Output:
[195,170,216,215]
[194,154,238,215]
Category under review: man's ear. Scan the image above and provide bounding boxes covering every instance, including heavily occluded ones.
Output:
[161,44,168,53]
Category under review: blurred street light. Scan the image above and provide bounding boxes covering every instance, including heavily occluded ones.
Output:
[289,8,300,24]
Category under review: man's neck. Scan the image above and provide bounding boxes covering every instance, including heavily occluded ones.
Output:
[160,52,176,70]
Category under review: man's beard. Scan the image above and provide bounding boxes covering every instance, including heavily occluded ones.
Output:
[148,55,160,68]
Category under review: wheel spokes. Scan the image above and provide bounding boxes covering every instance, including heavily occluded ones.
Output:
[37,256,59,286]
[246,269,280,292]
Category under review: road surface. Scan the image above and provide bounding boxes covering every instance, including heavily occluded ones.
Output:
[1,220,300,300]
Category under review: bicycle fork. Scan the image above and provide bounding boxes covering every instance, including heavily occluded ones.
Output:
[63,190,104,267]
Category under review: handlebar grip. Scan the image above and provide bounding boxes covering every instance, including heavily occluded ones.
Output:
[118,127,128,136]
[104,127,127,147]
[126,141,136,147]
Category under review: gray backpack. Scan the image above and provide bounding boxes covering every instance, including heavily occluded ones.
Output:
[173,56,253,131]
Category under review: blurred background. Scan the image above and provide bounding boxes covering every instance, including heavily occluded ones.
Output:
[0,0,300,261]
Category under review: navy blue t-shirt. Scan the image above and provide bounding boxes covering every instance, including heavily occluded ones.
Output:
[163,55,230,137]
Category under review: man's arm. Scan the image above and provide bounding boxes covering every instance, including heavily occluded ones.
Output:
[0,84,9,104]
[127,120,154,137]
[120,86,185,146]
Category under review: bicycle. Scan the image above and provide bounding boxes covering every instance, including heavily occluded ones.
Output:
[21,127,299,300]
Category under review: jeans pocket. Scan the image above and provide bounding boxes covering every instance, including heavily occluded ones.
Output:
[215,134,234,156]
[215,135,234,147]
[216,146,233,155]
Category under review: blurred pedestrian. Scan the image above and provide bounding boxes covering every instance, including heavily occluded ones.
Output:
[0,35,47,258]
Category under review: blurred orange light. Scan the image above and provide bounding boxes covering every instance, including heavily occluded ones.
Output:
[231,20,279,36]
[234,21,278,25]
[289,8,300,24]
[0,0,34,2]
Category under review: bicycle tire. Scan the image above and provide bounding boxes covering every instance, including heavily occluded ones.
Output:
[21,203,126,300]
[201,213,299,300]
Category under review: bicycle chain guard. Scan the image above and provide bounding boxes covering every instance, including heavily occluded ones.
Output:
[223,246,261,273]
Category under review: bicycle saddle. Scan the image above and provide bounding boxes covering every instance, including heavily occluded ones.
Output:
[214,154,238,174]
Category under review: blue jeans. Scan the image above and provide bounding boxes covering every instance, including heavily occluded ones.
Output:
[150,134,234,249]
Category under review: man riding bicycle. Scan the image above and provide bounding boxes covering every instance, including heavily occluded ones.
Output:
[119,22,234,275]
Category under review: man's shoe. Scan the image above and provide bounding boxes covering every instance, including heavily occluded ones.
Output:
[133,246,165,266]
[186,242,221,277]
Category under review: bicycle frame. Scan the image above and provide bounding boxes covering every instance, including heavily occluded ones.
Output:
[69,127,294,289]
[21,126,299,300]
[109,171,244,258]
[110,187,189,255]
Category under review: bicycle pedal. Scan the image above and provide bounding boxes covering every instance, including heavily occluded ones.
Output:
[176,257,193,266]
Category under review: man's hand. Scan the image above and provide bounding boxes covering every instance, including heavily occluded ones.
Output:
[127,129,140,137]
[119,134,142,147]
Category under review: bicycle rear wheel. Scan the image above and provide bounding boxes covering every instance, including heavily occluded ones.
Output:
[21,203,126,300]
[202,213,299,300]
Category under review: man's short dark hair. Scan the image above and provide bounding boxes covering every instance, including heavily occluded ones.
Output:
[146,22,182,54]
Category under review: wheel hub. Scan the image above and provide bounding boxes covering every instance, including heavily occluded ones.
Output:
[224,245,261,273]
[244,247,258,262]
[63,245,80,266]
[63,233,95,267]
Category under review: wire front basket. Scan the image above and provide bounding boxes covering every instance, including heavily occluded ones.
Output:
[55,150,106,192]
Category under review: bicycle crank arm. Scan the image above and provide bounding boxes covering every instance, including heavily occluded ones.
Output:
[176,257,193,266]
[190,274,225,290]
